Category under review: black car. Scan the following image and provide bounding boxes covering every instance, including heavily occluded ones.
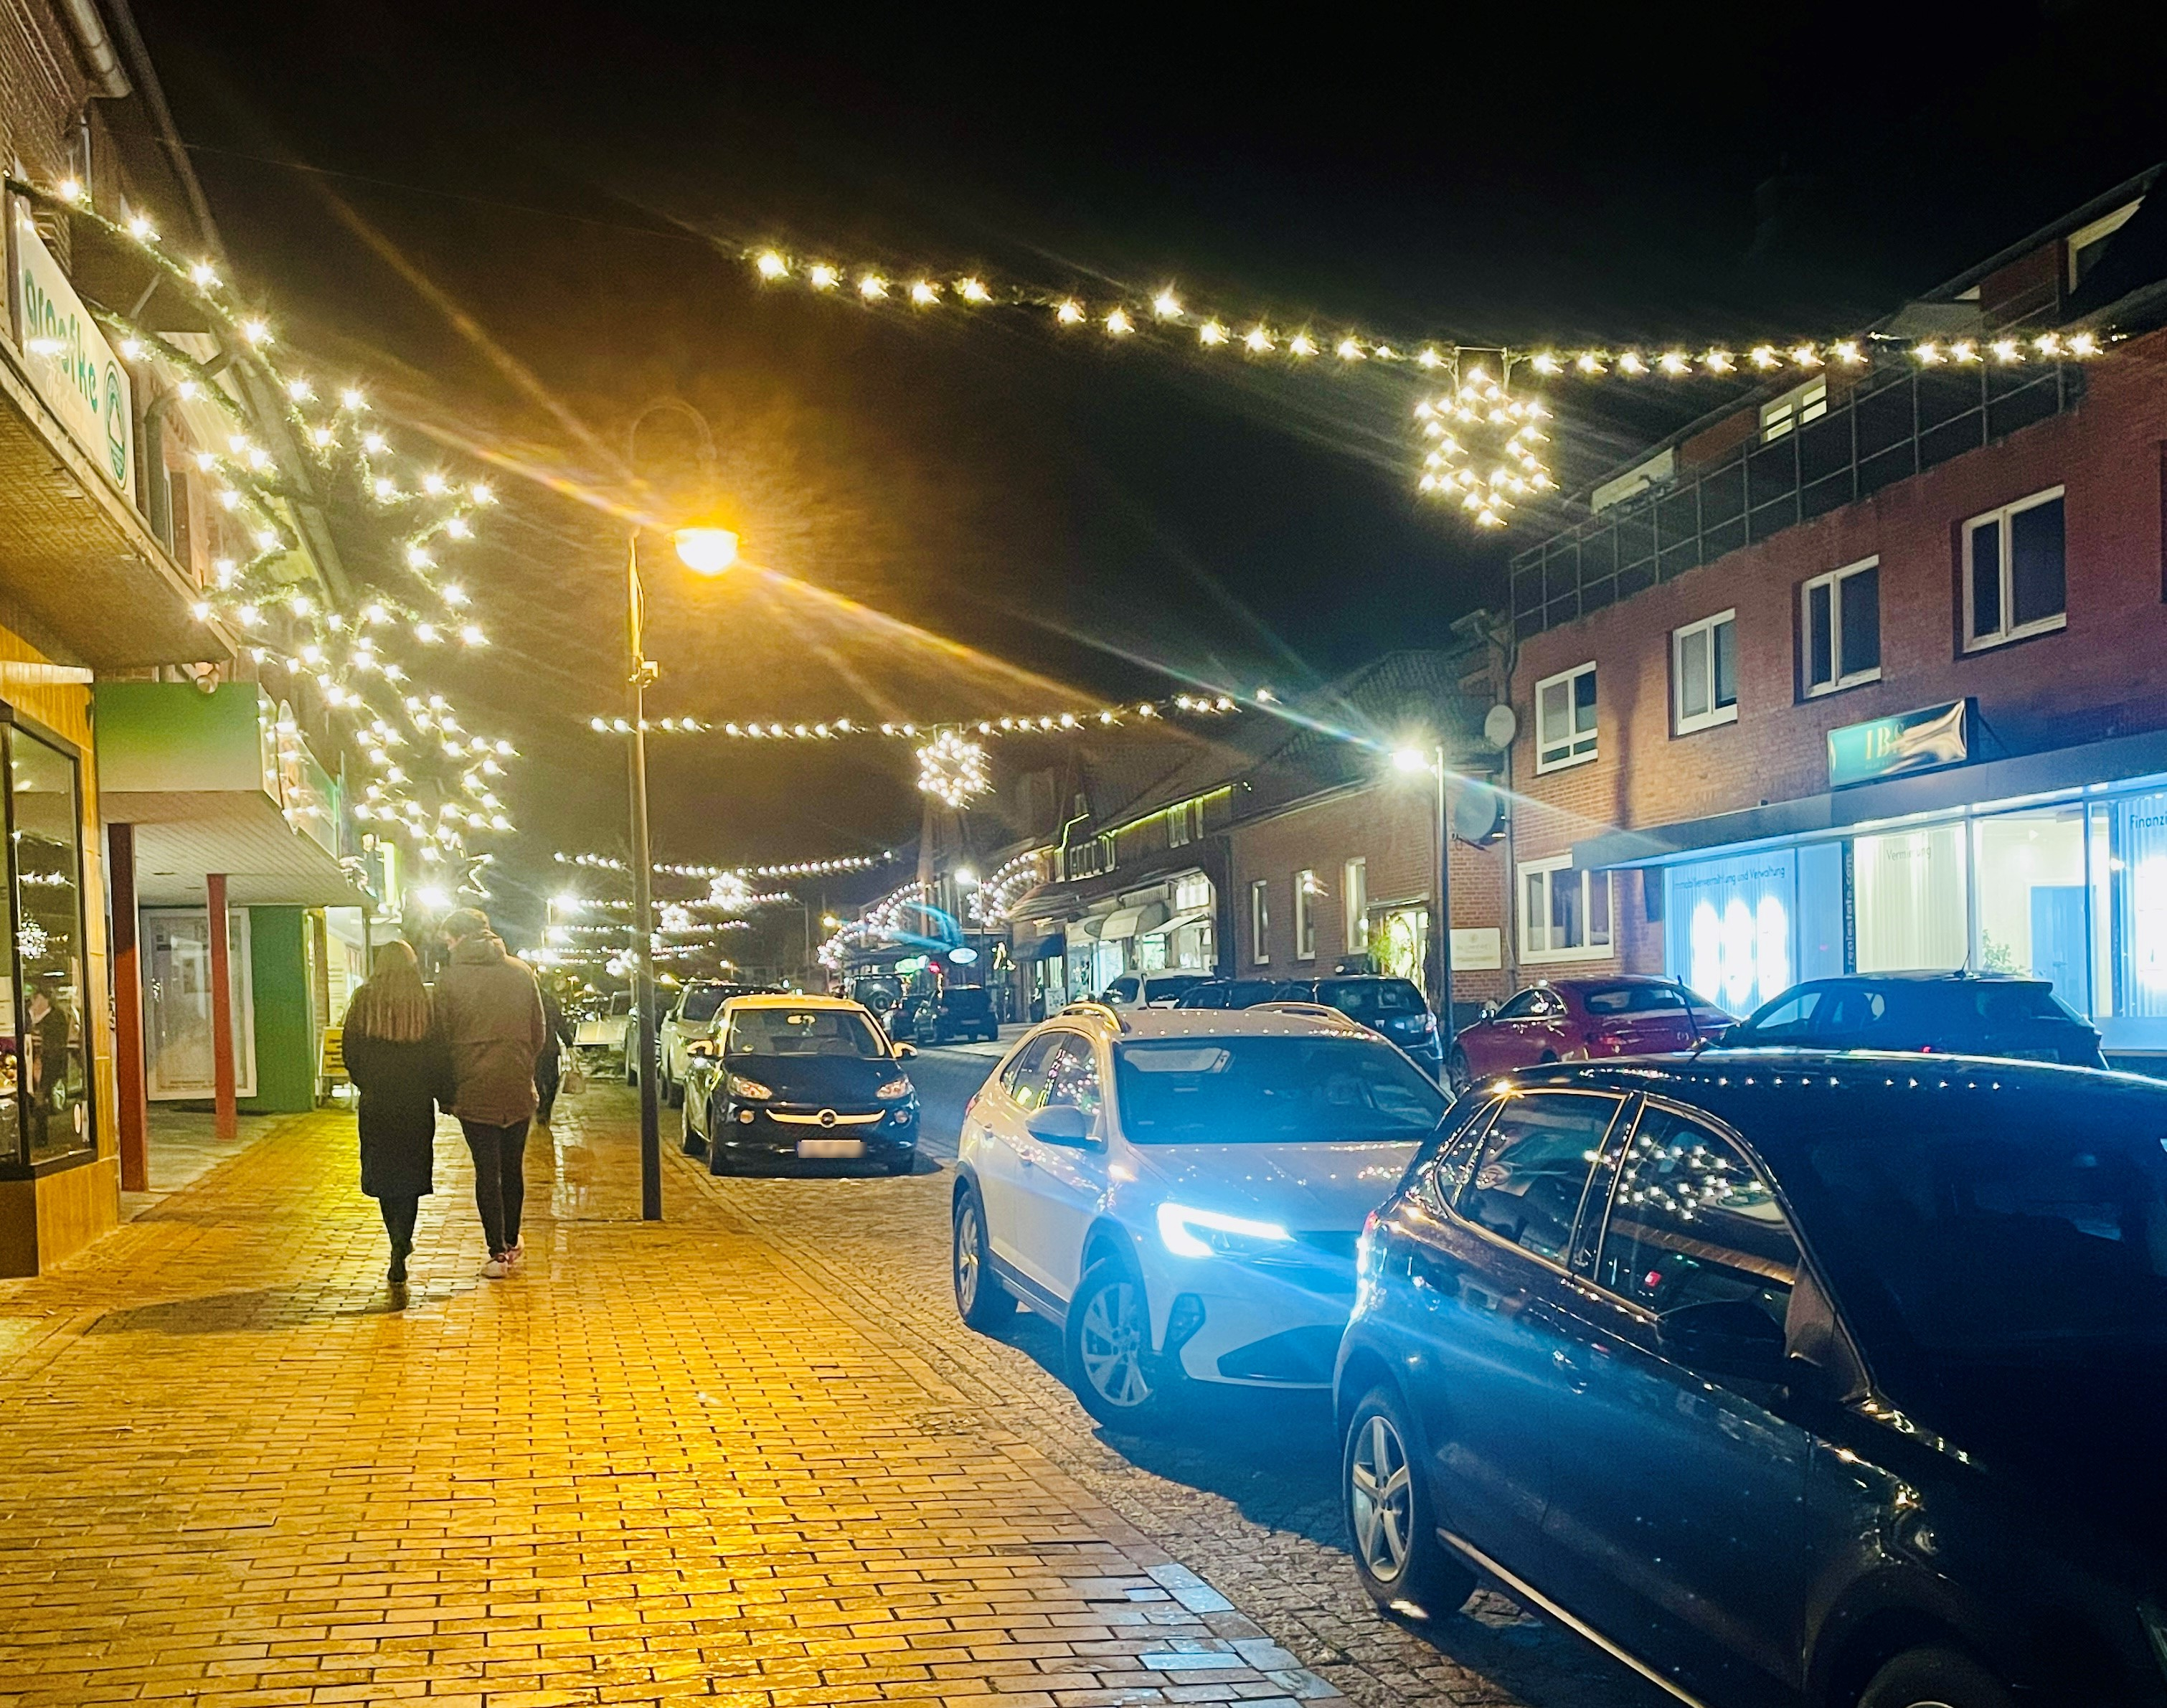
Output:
[1337,1053,2167,1708]
[1174,978,1283,1010]
[1271,976,1443,1075]
[893,984,998,1045]
[1725,971,2107,1067]
[696,999,919,1176]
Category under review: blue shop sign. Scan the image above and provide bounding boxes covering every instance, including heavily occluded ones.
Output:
[1828,699,1971,788]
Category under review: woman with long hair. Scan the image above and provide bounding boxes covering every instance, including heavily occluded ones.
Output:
[341,940,452,1284]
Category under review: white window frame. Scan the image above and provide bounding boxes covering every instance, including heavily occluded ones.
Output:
[1518,854,1615,965]
[1801,557,1883,698]
[1962,486,2067,654]
[1343,857,1368,951]
[1294,869,1318,961]
[1249,879,1270,965]
[1671,609,1739,735]
[1534,661,1599,774]
[1760,377,1827,443]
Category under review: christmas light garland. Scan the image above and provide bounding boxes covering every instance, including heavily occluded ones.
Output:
[586,692,1239,739]
[9,175,520,887]
[553,849,894,880]
[968,848,1052,926]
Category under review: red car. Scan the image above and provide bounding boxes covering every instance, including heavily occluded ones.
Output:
[1446,975,1732,1090]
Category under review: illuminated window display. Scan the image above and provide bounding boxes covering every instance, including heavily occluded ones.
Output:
[4,723,93,1169]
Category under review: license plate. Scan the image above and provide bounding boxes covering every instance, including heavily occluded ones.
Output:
[795,1138,865,1159]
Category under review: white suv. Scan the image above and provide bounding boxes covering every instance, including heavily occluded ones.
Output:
[951,1002,1448,1426]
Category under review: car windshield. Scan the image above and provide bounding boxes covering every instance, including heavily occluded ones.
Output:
[1802,1102,2167,1360]
[726,1007,888,1059]
[680,987,730,1023]
[1145,975,1207,1001]
[1317,978,1425,1018]
[1113,1035,1446,1144]
[1582,983,1686,1015]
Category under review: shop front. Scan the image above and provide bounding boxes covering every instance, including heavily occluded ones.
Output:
[1058,869,1220,1000]
[1577,710,2167,1063]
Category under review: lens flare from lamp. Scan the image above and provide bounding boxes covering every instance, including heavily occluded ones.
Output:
[1392,747,1430,775]
[673,527,740,575]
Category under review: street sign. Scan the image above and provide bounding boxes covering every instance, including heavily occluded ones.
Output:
[1828,699,1970,789]
[9,207,134,491]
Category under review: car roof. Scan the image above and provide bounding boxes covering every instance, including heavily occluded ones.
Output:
[1790,969,2048,986]
[1046,1003,1371,1040]
[719,994,867,1012]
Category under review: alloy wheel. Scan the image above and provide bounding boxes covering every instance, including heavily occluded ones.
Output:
[1349,1412,1415,1582]
[954,1202,983,1311]
[1077,1280,1151,1408]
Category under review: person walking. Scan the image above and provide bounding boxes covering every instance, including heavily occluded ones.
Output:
[340,940,450,1285]
[433,907,547,1278]
[534,981,575,1125]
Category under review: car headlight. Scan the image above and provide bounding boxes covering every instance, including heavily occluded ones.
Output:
[726,1073,773,1101]
[875,1077,912,1100]
[1156,1201,1294,1259]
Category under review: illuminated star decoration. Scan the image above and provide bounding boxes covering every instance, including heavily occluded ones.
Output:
[916,730,992,809]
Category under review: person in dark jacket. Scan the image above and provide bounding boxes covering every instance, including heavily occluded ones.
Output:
[341,940,450,1285]
[433,907,547,1278]
[534,982,575,1125]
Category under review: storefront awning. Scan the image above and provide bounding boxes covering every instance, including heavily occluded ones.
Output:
[1141,905,1213,940]
[1574,725,2167,872]
[1024,933,1066,962]
[1097,901,1168,943]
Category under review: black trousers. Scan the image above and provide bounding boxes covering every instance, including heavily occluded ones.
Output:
[460,1119,531,1257]
[535,1054,562,1123]
[378,1194,419,1250]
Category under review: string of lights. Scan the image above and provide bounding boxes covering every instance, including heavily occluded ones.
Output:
[967,848,1053,927]
[585,692,1240,739]
[553,850,893,880]
[10,175,518,884]
[817,879,934,972]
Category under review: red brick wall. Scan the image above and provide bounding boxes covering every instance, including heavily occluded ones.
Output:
[1506,331,2167,977]
[1227,784,1513,1004]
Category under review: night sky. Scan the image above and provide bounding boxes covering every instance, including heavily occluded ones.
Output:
[127,0,2161,934]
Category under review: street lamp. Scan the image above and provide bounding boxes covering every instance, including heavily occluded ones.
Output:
[623,398,736,1222]
[1390,741,1453,1039]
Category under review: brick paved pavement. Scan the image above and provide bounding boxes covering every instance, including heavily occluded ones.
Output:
[0,1087,1657,1708]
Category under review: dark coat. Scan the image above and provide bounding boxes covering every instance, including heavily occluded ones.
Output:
[344,1027,452,1199]
[433,933,548,1126]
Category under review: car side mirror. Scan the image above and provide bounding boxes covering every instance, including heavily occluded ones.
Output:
[893,1042,917,1059]
[1657,1300,1788,1384]
[1025,1103,1098,1147]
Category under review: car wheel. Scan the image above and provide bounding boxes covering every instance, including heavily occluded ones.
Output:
[1446,1047,1473,1094]
[1343,1384,1476,1618]
[1065,1258,1184,1430]
[952,1186,1014,1331]
[1856,1647,2015,1708]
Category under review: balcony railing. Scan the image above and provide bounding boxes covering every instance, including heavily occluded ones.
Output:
[1509,360,2083,641]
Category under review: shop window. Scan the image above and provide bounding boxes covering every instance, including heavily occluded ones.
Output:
[1343,857,1368,952]
[1535,663,1598,773]
[1760,377,1827,443]
[1520,854,1613,963]
[1964,489,2065,652]
[1673,610,1739,734]
[1174,873,1211,913]
[1250,880,1270,965]
[1369,903,1427,991]
[1665,846,1802,1016]
[1802,559,1881,697]
[1972,811,2087,1008]
[1295,869,1318,960]
[2100,792,2167,1044]
[4,725,93,1167]
[1854,827,1968,973]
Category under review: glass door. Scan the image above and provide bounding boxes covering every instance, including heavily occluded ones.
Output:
[143,907,257,1100]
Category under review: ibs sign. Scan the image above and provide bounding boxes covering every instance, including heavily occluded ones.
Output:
[9,207,134,491]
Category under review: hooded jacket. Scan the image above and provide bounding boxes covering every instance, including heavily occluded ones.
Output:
[433,933,547,1126]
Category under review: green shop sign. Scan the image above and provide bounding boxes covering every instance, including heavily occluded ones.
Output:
[1828,699,1971,789]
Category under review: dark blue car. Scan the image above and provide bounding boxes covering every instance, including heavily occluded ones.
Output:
[1336,1052,2167,1708]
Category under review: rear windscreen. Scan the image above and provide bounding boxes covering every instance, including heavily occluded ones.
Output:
[1318,979,1425,1018]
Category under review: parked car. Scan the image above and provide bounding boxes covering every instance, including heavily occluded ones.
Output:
[892,983,999,1045]
[681,994,918,1175]
[1724,970,2107,1066]
[951,1002,1448,1428]
[1174,978,1283,1010]
[1101,971,1212,1008]
[1448,975,1732,1090]
[1267,976,1443,1077]
[1336,1052,2167,1708]
[572,992,631,1060]
[657,981,783,1105]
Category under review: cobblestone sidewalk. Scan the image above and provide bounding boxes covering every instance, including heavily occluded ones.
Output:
[0,1102,1342,1707]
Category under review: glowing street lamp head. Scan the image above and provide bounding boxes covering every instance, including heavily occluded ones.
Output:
[672,527,740,576]
[1392,746,1431,775]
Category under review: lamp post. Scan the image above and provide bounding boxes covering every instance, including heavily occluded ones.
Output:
[624,399,739,1222]
[1392,742,1453,1038]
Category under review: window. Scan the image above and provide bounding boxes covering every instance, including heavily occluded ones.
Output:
[1040,1037,1103,1119]
[1493,986,1562,1021]
[1065,835,1114,880]
[1534,663,1598,773]
[1964,489,2065,651]
[1001,1034,1062,1108]
[1294,869,1318,960]
[1174,872,1211,913]
[1415,1098,1500,1214]
[1672,610,1739,734]
[1593,1107,1797,1330]
[1343,857,1368,952]
[1737,985,1824,1042]
[1168,798,1204,848]
[1456,1093,1623,1263]
[6,724,93,1166]
[1801,558,1881,696]
[1250,879,1270,964]
[1760,377,1827,443]
[1519,855,1613,963]
[1113,1035,1446,1143]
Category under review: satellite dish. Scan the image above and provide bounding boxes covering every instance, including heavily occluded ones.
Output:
[1482,704,1519,752]
[1452,782,1506,846]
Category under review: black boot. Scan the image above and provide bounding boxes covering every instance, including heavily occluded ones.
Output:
[387,1242,410,1285]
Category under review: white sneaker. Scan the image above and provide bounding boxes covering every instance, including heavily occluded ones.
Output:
[482,1258,508,1279]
